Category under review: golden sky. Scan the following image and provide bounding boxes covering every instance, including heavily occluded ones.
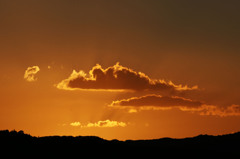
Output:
[0,0,240,140]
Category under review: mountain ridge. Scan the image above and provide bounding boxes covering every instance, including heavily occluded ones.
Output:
[0,129,239,155]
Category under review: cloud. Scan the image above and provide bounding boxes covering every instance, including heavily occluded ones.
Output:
[70,122,81,127]
[56,62,198,93]
[110,94,240,116]
[56,62,240,116]
[69,120,127,128]
[24,66,40,82]
[110,94,202,111]
[199,104,240,117]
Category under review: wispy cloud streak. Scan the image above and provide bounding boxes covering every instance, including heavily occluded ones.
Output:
[110,94,240,116]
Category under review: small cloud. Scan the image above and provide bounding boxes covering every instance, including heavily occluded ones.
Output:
[86,120,127,128]
[69,120,127,128]
[24,66,40,82]
[70,122,81,127]
[56,62,198,93]
[128,108,138,113]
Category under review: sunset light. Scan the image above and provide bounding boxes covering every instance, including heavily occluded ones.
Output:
[1,1,240,145]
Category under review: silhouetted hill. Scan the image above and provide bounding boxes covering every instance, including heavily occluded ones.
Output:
[0,130,239,156]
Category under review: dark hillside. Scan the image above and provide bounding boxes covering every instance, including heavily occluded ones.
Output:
[0,130,239,155]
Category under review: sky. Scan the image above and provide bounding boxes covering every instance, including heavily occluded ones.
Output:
[0,0,240,140]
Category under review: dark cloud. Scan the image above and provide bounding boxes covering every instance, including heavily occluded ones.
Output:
[110,94,202,110]
[110,94,240,116]
[56,63,198,93]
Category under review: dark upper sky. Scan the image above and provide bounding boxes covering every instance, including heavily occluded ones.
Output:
[1,0,239,100]
[1,0,240,60]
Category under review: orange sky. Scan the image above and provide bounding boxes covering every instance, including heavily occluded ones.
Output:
[0,0,240,140]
